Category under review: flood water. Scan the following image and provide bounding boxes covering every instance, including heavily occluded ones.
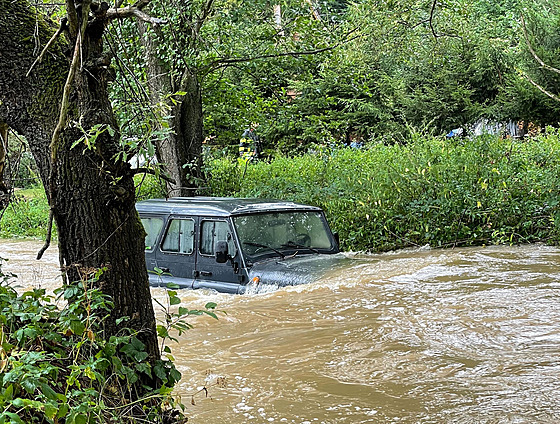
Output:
[2,239,560,423]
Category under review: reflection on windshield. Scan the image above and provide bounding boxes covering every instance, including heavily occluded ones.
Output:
[233,211,334,258]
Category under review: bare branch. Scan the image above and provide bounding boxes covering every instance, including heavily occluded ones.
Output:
[208,28,362,71]
[26,19,66,77]
[521,71,560,102]
[521,14,560,76]
[426,0,461,40]
[106,6,166,24]
[429,0,438,39]
[37,209,54,260]
[132,167,176,184]
[50,26,83,164]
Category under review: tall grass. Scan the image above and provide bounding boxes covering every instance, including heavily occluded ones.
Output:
[0,190,52,239]
[207,131,560,251]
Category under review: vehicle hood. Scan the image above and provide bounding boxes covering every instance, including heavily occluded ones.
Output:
[244,253,356,291]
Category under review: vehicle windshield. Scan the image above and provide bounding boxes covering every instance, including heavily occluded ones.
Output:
[233,211,335,260]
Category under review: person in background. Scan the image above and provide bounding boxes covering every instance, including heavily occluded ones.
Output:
[239,124,260,163]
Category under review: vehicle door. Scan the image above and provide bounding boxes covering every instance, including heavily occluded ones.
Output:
[194,219,243,293]
[154,216,197,289]
[140,214,165,273]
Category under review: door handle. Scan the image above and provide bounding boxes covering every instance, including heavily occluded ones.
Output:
[200,271,212,277]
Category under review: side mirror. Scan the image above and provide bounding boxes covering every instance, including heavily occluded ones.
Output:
[215,241,229,263]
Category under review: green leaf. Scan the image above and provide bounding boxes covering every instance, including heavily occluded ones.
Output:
[205,302,217,310]
[44,402,58,419]
[69,319,85,336]
[3,384,14,400]
[57,403,69,419]
[3,412,24,424]
[40,382,58,401]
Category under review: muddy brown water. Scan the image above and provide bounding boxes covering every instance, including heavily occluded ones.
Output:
[1,239,560,423]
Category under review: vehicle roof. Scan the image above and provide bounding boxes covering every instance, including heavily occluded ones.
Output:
[136,197,323,217]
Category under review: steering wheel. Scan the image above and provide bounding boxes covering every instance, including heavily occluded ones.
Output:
[296,233,311,247]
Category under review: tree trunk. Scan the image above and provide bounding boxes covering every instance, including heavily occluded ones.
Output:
[0,123,8,205]
[171,69,203,196]
[0,0,159,370]
[138,21,203,197]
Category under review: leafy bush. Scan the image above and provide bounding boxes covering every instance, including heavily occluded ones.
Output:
[206,131,560,251]
[0,261,218,423]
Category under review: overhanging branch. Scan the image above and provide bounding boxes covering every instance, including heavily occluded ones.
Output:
[208,28,362,71]
[106,5,166,24]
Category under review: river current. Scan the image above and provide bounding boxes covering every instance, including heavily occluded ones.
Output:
[1,239,560,423]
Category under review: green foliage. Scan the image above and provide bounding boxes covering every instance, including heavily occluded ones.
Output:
[207,131,560,251]
[134,173,167,201]
[497,0,560,125]
[0,191,52,239]
[0,262,212,423]
[263,0,523,146]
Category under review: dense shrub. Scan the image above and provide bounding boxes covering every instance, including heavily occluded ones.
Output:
[0,261,219,423]
[206,131,560,251]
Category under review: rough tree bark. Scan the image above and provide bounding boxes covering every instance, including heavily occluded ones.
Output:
[0,123,8,206]
[0,0,159,371]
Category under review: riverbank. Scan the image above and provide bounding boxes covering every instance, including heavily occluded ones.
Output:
[2,132,560,251]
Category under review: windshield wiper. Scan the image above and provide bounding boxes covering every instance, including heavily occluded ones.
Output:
[243,242,285,258]
[281,241,320,254]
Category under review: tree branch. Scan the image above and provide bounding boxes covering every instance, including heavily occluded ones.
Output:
[106,6,166,24]
[208,28,362,72]
[521,71,560,102]
[26,19,66,77]
[429,0,438,39]
[134,0,152,9]
[37,209,54,260]
[521,14,560,76]
[50,19,86,165]
[42,2,91,258]
[132,167,176,184]
[196,0,214,34]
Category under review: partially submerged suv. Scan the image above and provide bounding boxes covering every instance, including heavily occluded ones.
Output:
[137,197,344,294]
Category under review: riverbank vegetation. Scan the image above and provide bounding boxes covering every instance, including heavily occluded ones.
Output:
[4,132,560,252]
[206,131,560,251]
[0,260,219,423]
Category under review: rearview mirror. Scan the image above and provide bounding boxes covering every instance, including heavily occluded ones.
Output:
[215,241,229,263]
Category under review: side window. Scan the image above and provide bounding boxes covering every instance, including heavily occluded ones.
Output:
[141,217,164,251]
[161,219,195,254]
[200,220,237,256]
